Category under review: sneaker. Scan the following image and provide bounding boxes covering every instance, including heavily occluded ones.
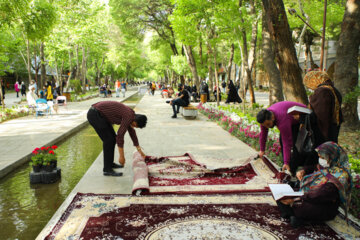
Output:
[171,115,177,118]
[112,163,124,169]
[103,170,123,177]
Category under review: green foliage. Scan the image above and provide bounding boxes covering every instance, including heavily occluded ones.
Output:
[23,0,57,40]
[30,153,43,166]
[70,79,82,95]
[285,0,345,39]
[171,55,190,76]
[343,86,360,104]
[0,0,31,28]
[350,154,360,174]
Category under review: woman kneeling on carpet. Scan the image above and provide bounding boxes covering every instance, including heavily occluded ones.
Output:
[277,141,352,228]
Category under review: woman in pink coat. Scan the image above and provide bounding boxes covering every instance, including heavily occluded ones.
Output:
[14,81,20,98]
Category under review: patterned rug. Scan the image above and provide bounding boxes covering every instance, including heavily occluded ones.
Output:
[45,193,360,240]
[132,152,279,195]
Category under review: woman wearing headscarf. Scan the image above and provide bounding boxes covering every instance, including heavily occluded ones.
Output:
[225,80,242,104]
[303,71,343,144]
[277,142,352,228]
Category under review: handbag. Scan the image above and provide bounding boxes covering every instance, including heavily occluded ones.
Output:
[295,114,314,154]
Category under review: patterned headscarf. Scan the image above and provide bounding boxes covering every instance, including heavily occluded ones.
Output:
[300,142,352,217]
[303,71,331,90]
[304,71,341,125]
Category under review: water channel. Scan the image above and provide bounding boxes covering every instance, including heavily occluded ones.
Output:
[0,93,143,240]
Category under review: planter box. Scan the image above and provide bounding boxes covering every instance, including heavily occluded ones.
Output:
[63,92,71,101]
[29,168,61,184]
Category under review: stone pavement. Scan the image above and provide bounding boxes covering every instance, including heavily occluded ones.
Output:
[37,90,258,239]
[0,89,139,179]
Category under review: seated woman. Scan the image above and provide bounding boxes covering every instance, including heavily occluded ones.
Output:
[168,86,174,98]
[161,87,169,98]
[27,86,38,108]
[277,142,352,228]
[106,85,112,97]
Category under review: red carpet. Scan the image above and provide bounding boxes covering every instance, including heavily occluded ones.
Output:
[132,152,279,195]
[45,193,349,240]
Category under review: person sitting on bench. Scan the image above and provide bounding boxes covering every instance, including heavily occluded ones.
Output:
[170,84,189,118]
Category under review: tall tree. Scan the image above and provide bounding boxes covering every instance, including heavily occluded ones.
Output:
[262,11,284,105]
[334,0,360,129]
[262,0,308,104]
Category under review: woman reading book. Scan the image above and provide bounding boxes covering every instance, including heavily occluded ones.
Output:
[277,142,352,228]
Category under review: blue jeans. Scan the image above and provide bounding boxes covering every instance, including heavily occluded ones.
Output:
[172,98,188,116]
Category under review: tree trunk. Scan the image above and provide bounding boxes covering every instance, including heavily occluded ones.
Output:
[26,39,32,83]
[226,43,235,82]
[239,0,257,104]
[334,0,360,129]
[213,45,220,106]
[96,56,105,86]
[75,45,80,80]
[0,83,4,108]
[207,43,214,93]
[40,42,46,90]
[34,43,39,86]
[296,0,309,60]
[262,11,284,105]
[81,46,86,94]
[65,49,73,91]
[262,0,308,104]
[183,45,200,88]
[59,60,64,95]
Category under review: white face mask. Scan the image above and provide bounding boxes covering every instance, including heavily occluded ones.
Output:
[319,158,329,168]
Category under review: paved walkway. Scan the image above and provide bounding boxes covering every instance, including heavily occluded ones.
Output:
[0,89,139,179]
[36,90,258,239]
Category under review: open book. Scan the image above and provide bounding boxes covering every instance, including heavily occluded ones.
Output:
[287,106,312,115]
[269,184,304,201]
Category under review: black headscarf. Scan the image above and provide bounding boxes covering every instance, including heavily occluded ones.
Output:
[226,80,242,103]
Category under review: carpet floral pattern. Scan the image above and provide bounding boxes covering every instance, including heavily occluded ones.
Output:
[45,193,359,240]
[132,152,279,195]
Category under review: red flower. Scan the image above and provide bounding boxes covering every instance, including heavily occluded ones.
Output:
[46,146,50,150]
[41,147,46,151]
[34,147,40,151]
[32,150,38,155]
[49,150,55,155]
[51,145,58,150]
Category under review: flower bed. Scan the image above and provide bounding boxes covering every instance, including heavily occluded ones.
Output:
[0,105,31,123]
[198,102,360,219]
[197,103,282,166]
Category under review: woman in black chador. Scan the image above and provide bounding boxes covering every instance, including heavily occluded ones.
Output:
[226,80,242,104]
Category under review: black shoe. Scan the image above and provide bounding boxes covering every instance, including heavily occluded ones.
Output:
[290,216,304,228]
[112,163,124,168]
[103,170,123,177]
[171,115,177,118]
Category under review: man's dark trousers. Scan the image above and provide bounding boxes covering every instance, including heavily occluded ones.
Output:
[87,107,116,172]
[172,98,187,116]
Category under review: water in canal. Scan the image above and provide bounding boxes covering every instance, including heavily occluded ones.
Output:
[0,93,143,240]
[0,125,102,240]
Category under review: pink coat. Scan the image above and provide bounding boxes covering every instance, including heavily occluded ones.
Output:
[15,83,19,92]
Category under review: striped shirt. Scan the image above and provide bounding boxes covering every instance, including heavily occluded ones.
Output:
[92,101,139,148]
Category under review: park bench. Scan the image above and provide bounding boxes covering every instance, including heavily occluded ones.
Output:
[180,104,198,119]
